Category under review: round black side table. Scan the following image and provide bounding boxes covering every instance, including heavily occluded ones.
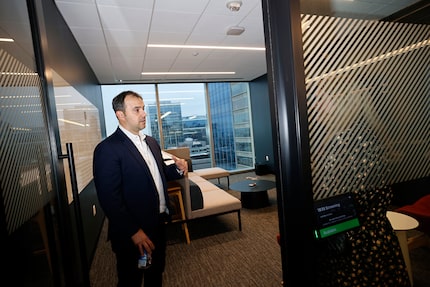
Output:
[229,179,276,209]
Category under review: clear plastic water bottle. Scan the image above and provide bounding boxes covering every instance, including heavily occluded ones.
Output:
[137,250,152,269]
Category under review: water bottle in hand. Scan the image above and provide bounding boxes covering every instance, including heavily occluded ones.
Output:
[137,250,152,269]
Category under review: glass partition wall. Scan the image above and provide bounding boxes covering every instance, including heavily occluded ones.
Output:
[102,82,254,172]
[1,1,59,285]
[304,15,430,200]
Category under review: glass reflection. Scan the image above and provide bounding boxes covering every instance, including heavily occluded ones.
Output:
[53,71,101,202]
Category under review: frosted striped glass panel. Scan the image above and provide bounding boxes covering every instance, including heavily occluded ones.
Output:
[303,15,430,200]
[0,49,54,234]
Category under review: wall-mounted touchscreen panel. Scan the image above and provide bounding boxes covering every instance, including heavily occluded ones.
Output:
[314,193,360,239]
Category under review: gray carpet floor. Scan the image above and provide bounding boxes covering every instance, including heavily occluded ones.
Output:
[89,172,430,287]
[90,172,282,287]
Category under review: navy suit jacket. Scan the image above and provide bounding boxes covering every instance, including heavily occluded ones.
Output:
[93,127,182,246]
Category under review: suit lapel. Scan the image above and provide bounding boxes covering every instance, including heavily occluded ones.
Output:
[115,128,151,173]
[115,128,167,189]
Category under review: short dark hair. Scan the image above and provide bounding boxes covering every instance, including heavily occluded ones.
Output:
[112,90,142,112]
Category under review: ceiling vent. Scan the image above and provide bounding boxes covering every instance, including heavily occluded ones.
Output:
[227,26,245,36]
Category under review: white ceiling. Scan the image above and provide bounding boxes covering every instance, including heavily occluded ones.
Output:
[53,0,267,84]
[53,0,423,84]
[0,0,424,85]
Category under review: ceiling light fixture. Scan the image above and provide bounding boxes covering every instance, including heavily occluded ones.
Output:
[227,26,245,36]
[142,72,236,75]
[147,44,265,51]
[0,38,14,42]
[226,1,242,12]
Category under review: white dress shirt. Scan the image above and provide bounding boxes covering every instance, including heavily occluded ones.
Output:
[119,126,167,213]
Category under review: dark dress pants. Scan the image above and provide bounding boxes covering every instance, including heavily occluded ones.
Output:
[112,219,167,287]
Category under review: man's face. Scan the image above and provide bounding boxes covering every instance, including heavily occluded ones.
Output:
[117,95,146,134]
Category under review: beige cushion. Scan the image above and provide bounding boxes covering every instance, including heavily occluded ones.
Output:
[191,188,241,219]
[164,151,240,222]
[167,172,239,220]
[185,172,240,219]
[193,167,230,180]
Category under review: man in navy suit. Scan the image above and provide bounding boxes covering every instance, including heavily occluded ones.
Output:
[93,90,188,287]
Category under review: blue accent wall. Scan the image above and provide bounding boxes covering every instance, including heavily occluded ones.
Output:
[249,74,274,173]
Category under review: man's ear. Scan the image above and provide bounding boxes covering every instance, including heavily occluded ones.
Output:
[115,110,125,119]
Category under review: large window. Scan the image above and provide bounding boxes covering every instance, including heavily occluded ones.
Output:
[156,83,211,169]
[101,82,254,172]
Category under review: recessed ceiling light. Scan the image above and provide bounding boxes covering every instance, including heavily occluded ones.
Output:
[227,26,245,36]
[147,44,265,51]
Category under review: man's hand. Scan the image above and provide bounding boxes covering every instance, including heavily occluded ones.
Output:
[131,229,155,256]
[172,155,188,176]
